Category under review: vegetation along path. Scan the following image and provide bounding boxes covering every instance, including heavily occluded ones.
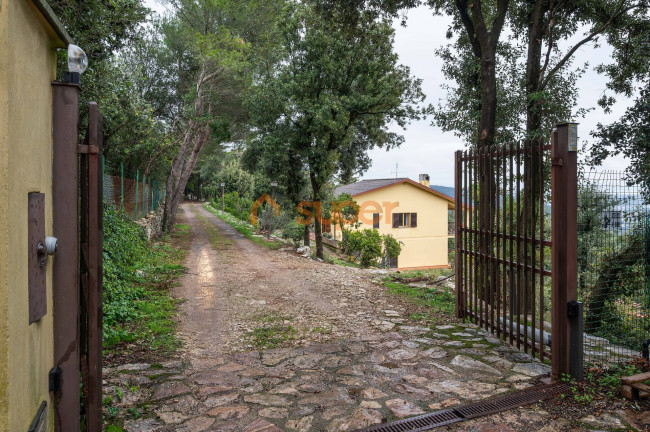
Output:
[105,202,643,432]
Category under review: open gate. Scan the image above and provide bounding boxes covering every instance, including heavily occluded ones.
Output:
[52,81,104,432]
[454,124,579,379]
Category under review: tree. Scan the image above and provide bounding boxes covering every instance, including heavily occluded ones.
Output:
[430,1,650,144]
[160,0,284,231]
[591,80,650,198]
[429,0,509,149]
[247,1,426,259]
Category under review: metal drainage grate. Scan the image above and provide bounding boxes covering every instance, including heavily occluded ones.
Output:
[453,382,570,419]
[360,409,462,432]
[357,382,570,432]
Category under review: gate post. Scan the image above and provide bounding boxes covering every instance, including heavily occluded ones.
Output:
[551,123,579,380]
[52,82,81,432]
[455,150,463,318]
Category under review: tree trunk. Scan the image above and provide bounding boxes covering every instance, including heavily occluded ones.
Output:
[162,65,215,232]
[303,224,310,247]
[478,51,498,148]
[309,171,324,259]
[525,0,545,137]
[164,123,211,231]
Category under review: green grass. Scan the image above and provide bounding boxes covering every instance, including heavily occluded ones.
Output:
[246,325,297,349]
[383,280,456,324]
[560,364,643,405]
[388,268,453,282]
[103,206,189,357]
[327,255,361,268]
[202,202,284,250]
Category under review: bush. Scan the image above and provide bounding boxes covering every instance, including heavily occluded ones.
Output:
[341,229,401,268]
[211,191,254,223]
[383,234,401,261]
[342,229,382,267]
[103,205,184,351]
[282,220,305,246]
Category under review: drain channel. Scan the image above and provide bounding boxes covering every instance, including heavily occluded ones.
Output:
[358,382,570,432]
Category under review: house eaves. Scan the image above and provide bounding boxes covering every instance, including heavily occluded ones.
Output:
[30,0,73,48]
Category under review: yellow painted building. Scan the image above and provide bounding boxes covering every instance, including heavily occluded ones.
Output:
[334,175,455,269]
[0,1,71,430]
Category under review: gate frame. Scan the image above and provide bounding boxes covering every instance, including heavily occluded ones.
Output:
[51,88,104,431]
[454,123,579,381]
[52,82,81,432]
[550,123,579,380]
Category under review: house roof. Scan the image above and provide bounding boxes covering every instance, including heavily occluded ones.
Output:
[430,185,455,201]
[334,178,456,204]
[335,178,408,196]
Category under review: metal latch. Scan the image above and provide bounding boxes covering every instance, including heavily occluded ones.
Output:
[567,300,581,319]
[49,367,62,392]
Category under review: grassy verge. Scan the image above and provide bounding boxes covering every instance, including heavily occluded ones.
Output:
[245,312,297,349]
[325,254,361,268]
[383,269,456,325]
[202,202,284,250]
[103,207,189,364]
[560,362,649,404]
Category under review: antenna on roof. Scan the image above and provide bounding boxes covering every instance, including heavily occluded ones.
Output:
[391,162,404,178]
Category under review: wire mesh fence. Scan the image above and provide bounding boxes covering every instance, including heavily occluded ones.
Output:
[577,169,650,366]
[102,158,164,220]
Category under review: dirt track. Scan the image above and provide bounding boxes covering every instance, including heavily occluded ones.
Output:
[104,202,647,432]
[174,202,415,358]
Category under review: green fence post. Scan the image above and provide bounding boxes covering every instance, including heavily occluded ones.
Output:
[143,174,147,215]
[120,163,124,215]
[135,169,139,219]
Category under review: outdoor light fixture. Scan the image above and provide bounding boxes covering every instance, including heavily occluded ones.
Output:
[64,44,88,85]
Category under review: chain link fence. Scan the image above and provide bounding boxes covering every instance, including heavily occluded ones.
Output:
[578,170,649,366]
[102,158,164,220]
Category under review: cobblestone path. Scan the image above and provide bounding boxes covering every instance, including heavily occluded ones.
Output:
[105,203,641,432]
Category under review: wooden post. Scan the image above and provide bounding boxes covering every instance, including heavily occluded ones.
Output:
[52,82,81,432]
[86,103,104,432]
[551,123,578,380]
[455,150,463,318]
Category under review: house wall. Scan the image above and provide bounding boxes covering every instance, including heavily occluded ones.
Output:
[0,1,62,430]
[337,183,451,268]
[0,1,9,429]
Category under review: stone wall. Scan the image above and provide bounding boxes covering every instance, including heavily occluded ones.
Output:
[136,207,164,241]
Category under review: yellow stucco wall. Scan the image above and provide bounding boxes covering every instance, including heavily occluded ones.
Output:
[0,1,61,430]
[335,182,452,268]
[0,1,9,430]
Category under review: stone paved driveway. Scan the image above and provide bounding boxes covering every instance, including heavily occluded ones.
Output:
[106,322,554,431]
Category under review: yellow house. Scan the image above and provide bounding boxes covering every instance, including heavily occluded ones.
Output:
[334,175,455,269]
[0,1,72,431]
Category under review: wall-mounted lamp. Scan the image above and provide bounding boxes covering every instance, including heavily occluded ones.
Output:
[64,44,88,85]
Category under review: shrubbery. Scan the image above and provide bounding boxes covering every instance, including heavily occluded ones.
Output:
[341,228,401,268]
[282,220,305,246]
[103,206,184,351]
[211,191,254,223]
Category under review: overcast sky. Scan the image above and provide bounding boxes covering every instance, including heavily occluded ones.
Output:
[144,1,634,187]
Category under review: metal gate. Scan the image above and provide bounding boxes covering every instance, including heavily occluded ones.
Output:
[52,82,103,432]
[454,124,579,379]
[79,103,104,431]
